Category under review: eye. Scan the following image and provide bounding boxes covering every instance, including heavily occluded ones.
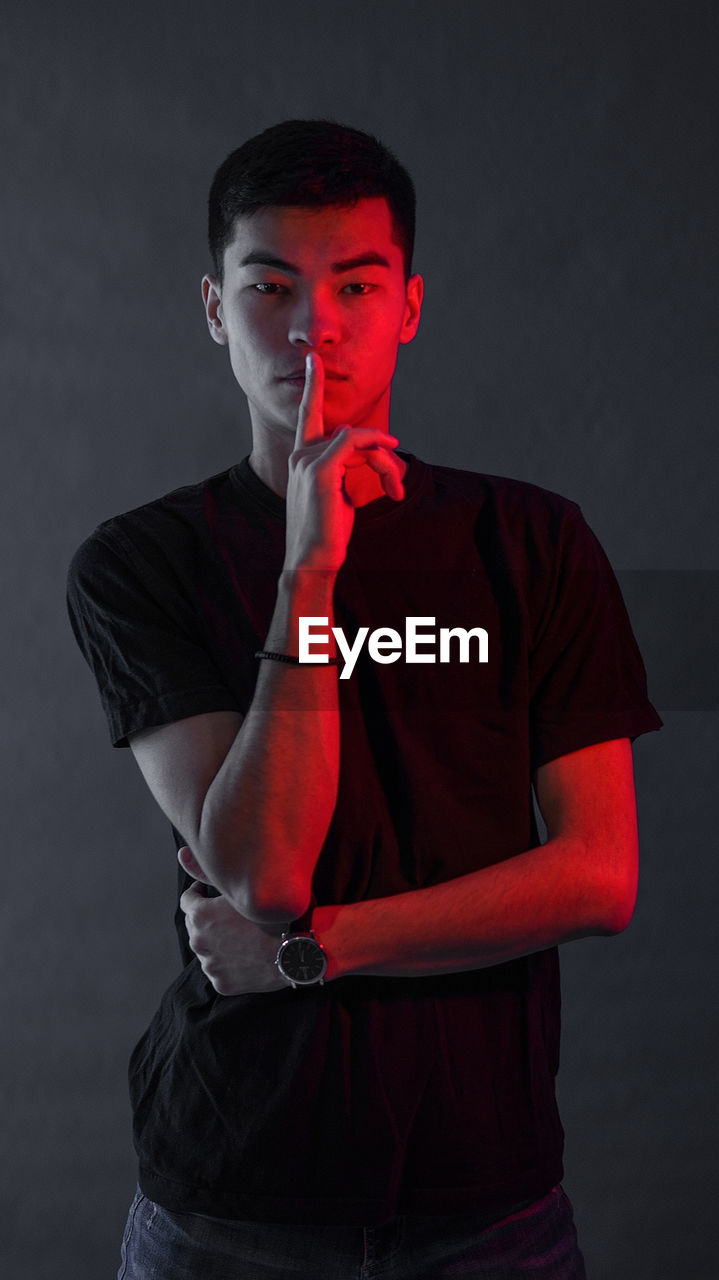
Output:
[341,282,376,295]
[252,282,288,295]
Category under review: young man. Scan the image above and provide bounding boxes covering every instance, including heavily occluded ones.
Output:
[68,120,661,1279]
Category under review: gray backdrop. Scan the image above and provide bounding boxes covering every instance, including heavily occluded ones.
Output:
[2,1,716,1277]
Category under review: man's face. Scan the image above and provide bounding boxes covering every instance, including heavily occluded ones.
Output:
[202,198,423,444]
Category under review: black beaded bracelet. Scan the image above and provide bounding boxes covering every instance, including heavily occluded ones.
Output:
[255,649,342,666]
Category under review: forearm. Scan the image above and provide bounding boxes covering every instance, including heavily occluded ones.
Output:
[199,569,340,923]
[314,834,633,981]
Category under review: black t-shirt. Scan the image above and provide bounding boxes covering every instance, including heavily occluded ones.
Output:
[67,453,661,1225]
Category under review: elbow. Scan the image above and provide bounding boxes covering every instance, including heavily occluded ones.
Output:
[572,828,638,937]
[190,837,311,925]
[593,870,638,936]
[597,901,635,936]
[232,878,312,927]
[196,815,313,926]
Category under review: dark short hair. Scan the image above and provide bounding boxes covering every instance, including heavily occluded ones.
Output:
[208,119,416,281]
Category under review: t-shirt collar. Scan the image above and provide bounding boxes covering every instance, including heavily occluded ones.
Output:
[229,451,426,525]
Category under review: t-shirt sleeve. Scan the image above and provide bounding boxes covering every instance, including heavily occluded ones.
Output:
[67,525,242,747]
[529,505,662,769]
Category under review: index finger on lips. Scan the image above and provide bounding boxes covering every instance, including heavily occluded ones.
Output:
[295,352,325,448]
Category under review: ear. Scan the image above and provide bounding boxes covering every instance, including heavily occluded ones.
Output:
[202,274,228,346]
[399,273,424,345]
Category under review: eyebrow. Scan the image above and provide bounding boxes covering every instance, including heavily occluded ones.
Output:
[237,250,392,274]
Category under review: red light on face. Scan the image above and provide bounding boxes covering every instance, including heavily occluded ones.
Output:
[211,199,422,446]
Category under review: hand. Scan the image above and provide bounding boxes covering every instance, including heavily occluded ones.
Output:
[283,352,405,573]
[178,846,289,995]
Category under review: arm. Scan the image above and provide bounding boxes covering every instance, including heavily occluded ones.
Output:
[130,354,405,925]
[130,571,338,927]
[317,736,638,978]
[181,736,639,993]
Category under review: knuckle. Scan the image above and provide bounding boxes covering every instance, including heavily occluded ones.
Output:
[189,933,210,957]
[204,967,231,995]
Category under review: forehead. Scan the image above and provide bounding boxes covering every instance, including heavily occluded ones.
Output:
[224,197,403,273]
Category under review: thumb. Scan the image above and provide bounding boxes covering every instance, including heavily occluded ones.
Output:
[177,845,215,886]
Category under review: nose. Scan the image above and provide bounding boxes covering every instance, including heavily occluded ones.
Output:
[288,290,341,348]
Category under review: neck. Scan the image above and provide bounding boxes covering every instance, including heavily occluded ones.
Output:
[247,440,293,498]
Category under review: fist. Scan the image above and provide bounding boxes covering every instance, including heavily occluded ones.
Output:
[178,847,288,996]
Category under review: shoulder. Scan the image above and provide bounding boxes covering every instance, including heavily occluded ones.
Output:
[417,456,577,512]
[68,466,238,585]
[414,456,584,545]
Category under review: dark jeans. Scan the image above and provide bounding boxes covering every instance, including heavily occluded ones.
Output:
[118,1184,587,1278]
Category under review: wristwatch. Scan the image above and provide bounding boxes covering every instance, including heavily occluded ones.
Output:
[275,926,328,989]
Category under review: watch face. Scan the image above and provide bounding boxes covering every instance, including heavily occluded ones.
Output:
[279,936,327,985]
